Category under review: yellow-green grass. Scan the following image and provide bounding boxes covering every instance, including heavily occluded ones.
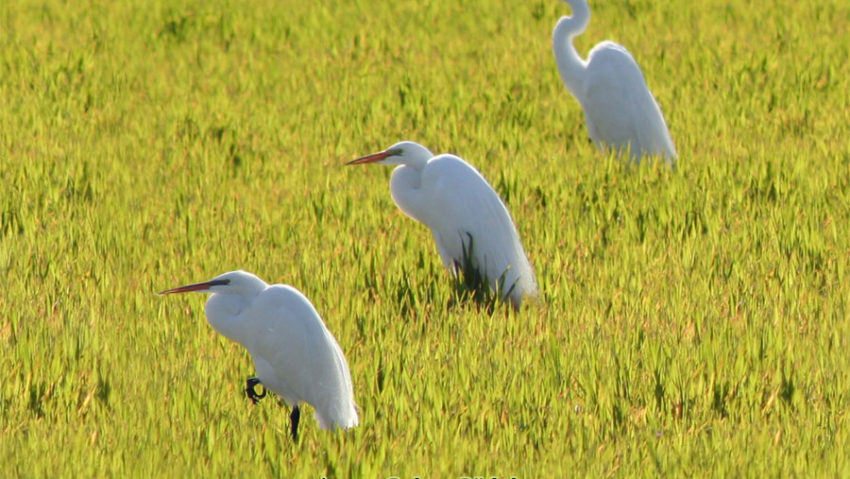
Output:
[1,0,849,476]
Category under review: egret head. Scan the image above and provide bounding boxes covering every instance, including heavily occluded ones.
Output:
[158,270,267,298]
[346,141,432,169]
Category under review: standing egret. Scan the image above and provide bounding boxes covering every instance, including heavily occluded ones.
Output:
[346,141,537,309]
[552,0,677,165]
[159,270,358,441]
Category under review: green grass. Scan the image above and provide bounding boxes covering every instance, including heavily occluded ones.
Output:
[2,0,849,476]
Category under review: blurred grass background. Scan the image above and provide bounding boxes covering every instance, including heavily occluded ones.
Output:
[1,0,849,476]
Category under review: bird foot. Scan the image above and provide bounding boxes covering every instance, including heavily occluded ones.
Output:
[245,377,266,404]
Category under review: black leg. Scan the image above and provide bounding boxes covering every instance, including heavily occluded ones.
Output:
[290,406,300,442]
[245,377,266,404]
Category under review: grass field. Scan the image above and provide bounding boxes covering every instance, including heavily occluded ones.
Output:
[2,0,850,476]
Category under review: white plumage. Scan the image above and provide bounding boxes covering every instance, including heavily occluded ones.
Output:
[160,270,358,439]
[553,0,677,165]
[348,141,538,309]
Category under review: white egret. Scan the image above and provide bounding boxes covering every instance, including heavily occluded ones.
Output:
[159,270,358,441]
[552,0,677,165]
[347,141,537,309]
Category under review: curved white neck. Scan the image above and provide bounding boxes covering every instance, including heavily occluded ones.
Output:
[205,293,252,346]
[389,165,428,223]
[552,0,590,97]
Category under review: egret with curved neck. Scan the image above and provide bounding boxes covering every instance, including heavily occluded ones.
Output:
[347,141,538,310]
[553,0,677,165]
[159,270,358,441]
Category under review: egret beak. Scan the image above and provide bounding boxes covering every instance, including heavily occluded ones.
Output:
[345,148,402,165]
[158,279,230,295]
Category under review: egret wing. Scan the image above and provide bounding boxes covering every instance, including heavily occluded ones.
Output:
[244,285,356,428]
[419,156,537,299]
[583,42,676,160]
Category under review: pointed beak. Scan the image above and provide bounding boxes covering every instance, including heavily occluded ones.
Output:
[345,148,401,166]
[158,279,229,295]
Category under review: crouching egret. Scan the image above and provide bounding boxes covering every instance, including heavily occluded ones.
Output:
[159,270,358,441]
[347,141,538,309]
[552,0,677,165]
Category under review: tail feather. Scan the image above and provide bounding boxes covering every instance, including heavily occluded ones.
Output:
[315,405,359,430]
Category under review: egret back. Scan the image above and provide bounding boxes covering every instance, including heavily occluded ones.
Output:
[582,42,677,163]
[242,285,358,430]
[395,155,538,306]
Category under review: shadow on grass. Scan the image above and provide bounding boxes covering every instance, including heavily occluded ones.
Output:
[448,233,516,315]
